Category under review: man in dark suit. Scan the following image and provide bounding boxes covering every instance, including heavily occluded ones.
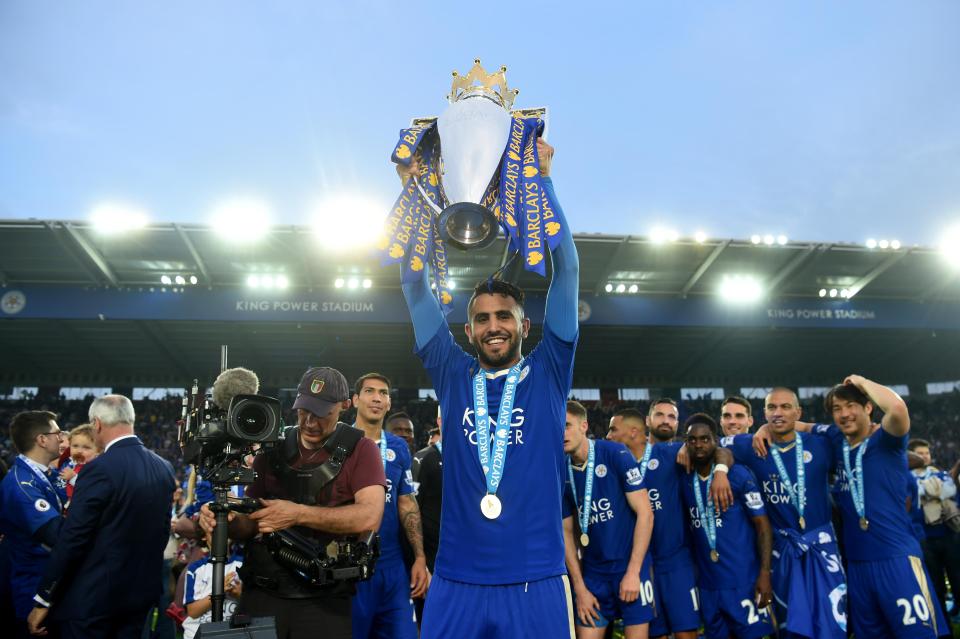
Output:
[27,394,177,639]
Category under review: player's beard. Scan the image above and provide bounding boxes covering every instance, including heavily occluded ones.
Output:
[473,332,521,369]
[651,423,675,442]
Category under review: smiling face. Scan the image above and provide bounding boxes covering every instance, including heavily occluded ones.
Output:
[831,396,872,439]
[647,402,679,442]
[764,389,801,440]
[720,401,754,436]
[464,293,530,369]
[353,378,391,425]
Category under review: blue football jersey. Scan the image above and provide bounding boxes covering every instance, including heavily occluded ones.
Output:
[417,323,576,584]
[722,432,835,532]
[376,431,416,568]
[563,439,647,577]
[905,468,925,543]
[640,441,694,571]
[681,465,767,590]
[0,456,62,558]
[817,424,922,562]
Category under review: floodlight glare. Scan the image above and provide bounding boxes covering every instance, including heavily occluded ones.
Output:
[628,284,639,294]
[310,194,390,252]
[866,238,878,249]
[604,283,613,293]
[334,278,345,289]
[210,198,273,243]
[694,231,708,244]
[776,235,788,246]
[160,275,172,285]
[260,275,274,288]
[818,288,827,297]
[750,235,761,245]
[174,275,186,285]
[840,289,849,298]
[890,240,901,250]
[941,224,960,268]
[189,275,198,285]
[615,283,626,293]
[362,278,372,289]
[718,275,763,303]
[649,226,679,244]
[763,235,775,246]
[347,278,359,289]
[448,281,457,290]
[247,274,260,288]
[829,288,838,298]
[276,275,289,289]
[89,202,149,235]
[878,239,889,249]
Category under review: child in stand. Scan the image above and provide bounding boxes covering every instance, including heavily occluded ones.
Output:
[58,424,101,504]
[182,530,243,639]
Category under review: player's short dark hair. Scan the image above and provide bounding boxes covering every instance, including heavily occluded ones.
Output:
[354,373,391,396]
[467,279,526,319]
[908,439,931,451]
[824,384,870,414]
[11,410,58,454]
[613,407,646,429]
[428,427,440,437]
[648,398,678,416]
[566,400,588,421]
[684,413,719,438]
[721,396,752,417]
[386,411,413,425]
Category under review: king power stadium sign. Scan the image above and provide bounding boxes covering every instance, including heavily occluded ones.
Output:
[1,285,958,331]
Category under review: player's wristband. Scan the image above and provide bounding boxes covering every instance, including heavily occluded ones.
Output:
[714,463,730,474]
[33,594,51,608]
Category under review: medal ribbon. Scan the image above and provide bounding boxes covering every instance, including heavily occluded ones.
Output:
[435,441,442,455]
[473,360,524,497]
[567,439,596,539]
[637,442,654,485]
[770,435,806,526]
[378,436,388,469]
[18,455,63,511]
[693,466,718,557]
[842,438,869,523]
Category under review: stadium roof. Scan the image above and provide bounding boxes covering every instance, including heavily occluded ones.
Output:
[1,219,958,390]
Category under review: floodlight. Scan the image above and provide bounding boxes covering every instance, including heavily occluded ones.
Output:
[890,240,901,250]
[829,288,838,298]
[347,278,359,289]
[878,239,889,249]
[762,235,774,246]
[650,226,679,244]
[694,231,708,244]
[334,278,345,289]
[448,281,457,290]
[866,238,877,249]
[89,202,149,235]
[604,283,613,293]
[174,275,186,285]
[276,275,289,289]
[615,283,626,293]
[362,278,372,289]
[776,235,788,246]
[818,289,826,297]
[246,274,259,288]
[160,275,172,285]
[210,198,273,243]
[840,289,849,298]
[941,224,960,268]
[718,275,763,303]
[310,194,390,251]
[189,275,198,285]
[628,284,639,294]
[750,235,761,245]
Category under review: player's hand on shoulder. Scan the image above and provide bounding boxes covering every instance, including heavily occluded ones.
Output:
[752,424,773,458]
[710,469,734,513]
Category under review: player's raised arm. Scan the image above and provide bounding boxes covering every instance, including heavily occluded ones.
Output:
[540,140,580,343]
[842,374,910,437]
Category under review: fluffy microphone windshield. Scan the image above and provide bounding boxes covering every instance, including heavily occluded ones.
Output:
[212,367,260,409]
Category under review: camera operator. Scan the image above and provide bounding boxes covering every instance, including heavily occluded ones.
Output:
[199,367,386,639]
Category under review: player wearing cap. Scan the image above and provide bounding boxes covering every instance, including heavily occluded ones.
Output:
[350,373,428,639]
[722,387,848,639]
[200,366,387,639]
[682,414,774,639]
[401,140,580,638]
[562,401,654,639]
[0,411,65,639]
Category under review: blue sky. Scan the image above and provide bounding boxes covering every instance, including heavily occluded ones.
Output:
[2,1,958,246]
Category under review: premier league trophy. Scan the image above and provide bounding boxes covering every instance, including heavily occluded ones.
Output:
[378,59,566,313]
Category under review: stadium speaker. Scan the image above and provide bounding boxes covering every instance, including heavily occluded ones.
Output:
[196,616,278,639]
